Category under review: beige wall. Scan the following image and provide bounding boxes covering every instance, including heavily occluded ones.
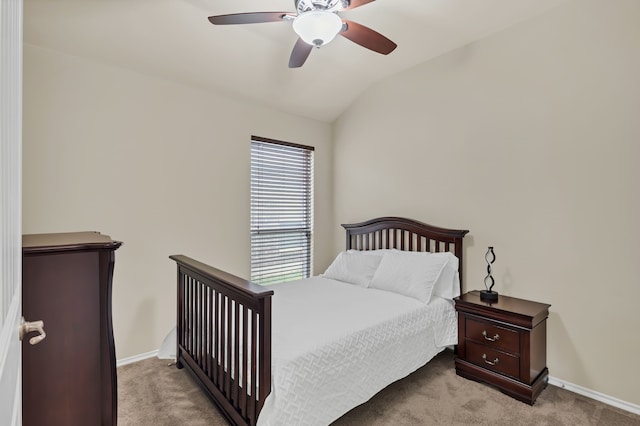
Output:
[22,45,333,359]
[333,0,639,406]
[22,0,640,409]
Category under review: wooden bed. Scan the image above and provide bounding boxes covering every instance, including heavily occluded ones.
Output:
[169,217,469,426]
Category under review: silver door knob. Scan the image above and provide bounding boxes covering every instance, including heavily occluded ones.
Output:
[19,317,46,345]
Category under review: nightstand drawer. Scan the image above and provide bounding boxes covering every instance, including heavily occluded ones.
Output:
[466,317,520,354]
[466,341,520,379]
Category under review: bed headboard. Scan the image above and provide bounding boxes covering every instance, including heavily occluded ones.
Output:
[342,217,469,292]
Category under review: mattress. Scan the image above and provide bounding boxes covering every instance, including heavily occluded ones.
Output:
[257,276,458,426]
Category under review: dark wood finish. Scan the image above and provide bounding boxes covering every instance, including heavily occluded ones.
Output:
[171,217,468,425]
[340,20,397,55]
[454,290,550,405]
[343,217,469,293]
[289,38,313,68]
[22,232,122,426]
[208,12,289,26]
[170,255,273,426]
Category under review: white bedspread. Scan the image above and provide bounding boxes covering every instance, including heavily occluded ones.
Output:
[257,276,457,426]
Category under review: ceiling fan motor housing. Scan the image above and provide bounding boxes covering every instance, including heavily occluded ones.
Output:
[295,0,348,14]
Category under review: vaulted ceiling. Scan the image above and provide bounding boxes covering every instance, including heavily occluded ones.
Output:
[24,0,568,122]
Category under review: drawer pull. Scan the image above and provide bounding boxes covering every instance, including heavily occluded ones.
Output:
[482,330,500,342]
[482,353,499,366]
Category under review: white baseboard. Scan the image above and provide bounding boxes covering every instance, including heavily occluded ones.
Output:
[116,350,158,367]
[548,375,640,416]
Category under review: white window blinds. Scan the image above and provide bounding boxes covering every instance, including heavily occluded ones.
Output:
[250,137,314,285]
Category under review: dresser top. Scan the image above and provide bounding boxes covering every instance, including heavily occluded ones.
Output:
[23,232,122,254]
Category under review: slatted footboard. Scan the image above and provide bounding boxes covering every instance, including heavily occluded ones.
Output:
[170,255,273,426]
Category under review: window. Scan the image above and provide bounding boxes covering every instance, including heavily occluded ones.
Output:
[250,136,314,285]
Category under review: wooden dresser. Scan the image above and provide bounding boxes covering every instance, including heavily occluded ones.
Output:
[454,291,550,405]
[22,232,122,426]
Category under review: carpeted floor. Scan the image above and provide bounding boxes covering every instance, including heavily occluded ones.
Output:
[118,350,640,425]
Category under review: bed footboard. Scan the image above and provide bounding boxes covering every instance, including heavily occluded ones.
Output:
[170,255,273,426]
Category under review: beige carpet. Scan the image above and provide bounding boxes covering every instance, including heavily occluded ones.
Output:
[118,350,640,426]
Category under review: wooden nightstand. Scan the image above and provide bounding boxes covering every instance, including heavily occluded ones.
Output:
[454,290,551,405]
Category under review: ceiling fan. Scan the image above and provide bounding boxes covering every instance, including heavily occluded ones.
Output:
[208,0,397,68]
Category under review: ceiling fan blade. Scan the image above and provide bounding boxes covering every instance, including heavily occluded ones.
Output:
[339,20,397,55]
[343,0,376,10]
[208,12,291,25]
[289,38,314,68]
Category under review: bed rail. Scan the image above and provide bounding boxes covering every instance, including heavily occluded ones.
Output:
[170,255,273,426]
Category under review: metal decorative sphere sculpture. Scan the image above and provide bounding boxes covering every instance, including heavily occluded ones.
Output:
[480,246,499,302]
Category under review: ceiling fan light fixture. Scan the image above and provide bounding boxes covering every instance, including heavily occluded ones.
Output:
[293,11,343,47]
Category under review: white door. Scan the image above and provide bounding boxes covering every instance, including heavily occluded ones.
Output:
[0,1,23,425]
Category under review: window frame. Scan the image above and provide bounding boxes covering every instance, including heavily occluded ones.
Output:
[250,136,314,285]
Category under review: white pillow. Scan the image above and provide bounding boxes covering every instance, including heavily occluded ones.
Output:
[323,251,383,287]
[388,250,461,299]
[369,250,451,303]
[427,252,461,299]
